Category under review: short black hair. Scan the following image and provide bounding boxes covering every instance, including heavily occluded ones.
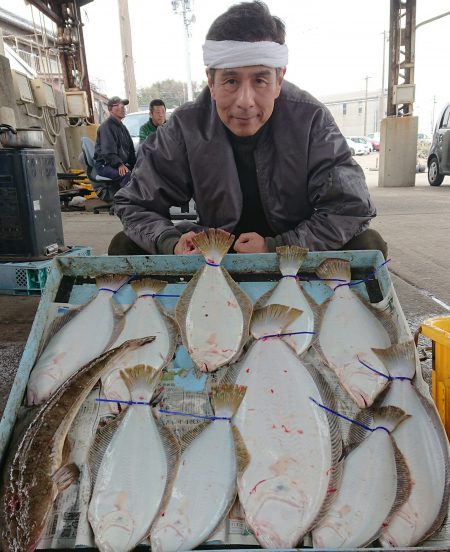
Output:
[206,1,285,44]
[150,99,166,112]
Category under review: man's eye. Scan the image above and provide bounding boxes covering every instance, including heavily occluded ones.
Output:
[224,79,237,86]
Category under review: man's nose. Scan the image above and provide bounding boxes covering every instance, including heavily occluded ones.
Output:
[236,82,255,108]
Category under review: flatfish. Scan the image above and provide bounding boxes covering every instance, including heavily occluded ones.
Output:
[0,338,153,552]
[88,365,179,552]
[262,245,315,355]
[233,304,342,548]
[312,406,411,549]
[151,384,248,552]
[101,278,179,410]
[372,341,450,547]
[176,228,253,372]
[314,258,397,408]
[27,274,127,405]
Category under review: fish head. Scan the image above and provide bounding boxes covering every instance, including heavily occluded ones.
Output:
[2,474,55,552]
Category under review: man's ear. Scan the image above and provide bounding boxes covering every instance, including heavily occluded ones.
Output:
[278,67,287,85]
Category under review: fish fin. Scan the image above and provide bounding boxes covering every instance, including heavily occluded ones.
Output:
[276,245,308,276]
[346,409,374,448]
[250,304,302,339]
[52,462,80,493]
[175,266,204,349]
[178,421,211,453]
[371,340,417,380]
[131,278,167,295]
[361,297,399,344]
[386,439,412,523]
[220,267,253,340]
[232,425,250,474]
[95,273,130,292]
[211,383,247,418]
[315,258,351,287]
[61,436,72,465]
[192,228,234,263]
[38,303,85,354]
[372,405,410,433]
[120,364,160,402]
[87,411,125,490]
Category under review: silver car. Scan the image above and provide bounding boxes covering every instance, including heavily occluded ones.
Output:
[428,103,450,186]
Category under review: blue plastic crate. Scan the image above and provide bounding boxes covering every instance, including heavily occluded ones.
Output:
[0,246,92,295]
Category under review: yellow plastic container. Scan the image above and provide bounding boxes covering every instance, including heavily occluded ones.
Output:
[420,316,450,436]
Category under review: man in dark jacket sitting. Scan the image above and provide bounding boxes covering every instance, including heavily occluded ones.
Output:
[109,1,386,258]
[94,96,136,196]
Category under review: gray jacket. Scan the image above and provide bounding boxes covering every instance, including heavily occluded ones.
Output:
[114,81,375,254]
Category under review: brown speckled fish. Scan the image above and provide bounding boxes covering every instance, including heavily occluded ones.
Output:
[176,229,253,372]
[0,337,153,552]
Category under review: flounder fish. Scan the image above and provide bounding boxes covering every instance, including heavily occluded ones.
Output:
[101,278,179,410]
[260,245,315,356]
[176,228,253,372]
[314,258,397,408]
[233,304,343,548]
[27,274,128,405]
[373,341,450,547]
[312,406,411,549]
[0,337,153,552]
[151,384,248,552]
[89,365,179,552]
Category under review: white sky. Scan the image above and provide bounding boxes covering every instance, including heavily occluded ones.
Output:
[3,0,450,133]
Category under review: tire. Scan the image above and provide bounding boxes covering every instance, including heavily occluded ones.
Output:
[428,157,444,186]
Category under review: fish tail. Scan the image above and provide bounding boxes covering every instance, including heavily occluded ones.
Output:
[192,228,234,263]
[372,405,410,433]
[120,364,159,402]
[130,278,167,295]
[232,425,250,474]
[276,245,308,276]
[315,258,351,286]
[250,304,302,339]
[371,340,417,379]
[96,273,130,292]
[211,383,247,418]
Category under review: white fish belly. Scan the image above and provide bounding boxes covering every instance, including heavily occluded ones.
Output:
[380,384,449,547]
[185,267,244,370]
[89,408,168,552]
[27,293,116,404]
[318,289,391,407]
[102,303,171,404]
[234,340,333,548]
[266,279,314,355]
[151,422,236,552]
[313,430,397,548]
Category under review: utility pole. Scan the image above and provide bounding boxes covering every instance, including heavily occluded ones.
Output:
[171,0,195,102]
[364,76,371,136]
[431,95,437,133]
[118,0,138,112]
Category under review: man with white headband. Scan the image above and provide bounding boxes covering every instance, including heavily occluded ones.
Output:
[110,1,386,257]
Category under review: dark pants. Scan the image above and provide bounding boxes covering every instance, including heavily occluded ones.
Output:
[95,163,132,188]
[108,228,388,258]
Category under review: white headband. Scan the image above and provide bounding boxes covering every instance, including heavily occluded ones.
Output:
[203,40,288,69]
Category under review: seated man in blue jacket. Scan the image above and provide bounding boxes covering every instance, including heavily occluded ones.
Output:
[94,96,136,196]
[109,1,386,258]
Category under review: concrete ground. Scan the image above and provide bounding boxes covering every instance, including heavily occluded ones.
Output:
[0,152,449,416]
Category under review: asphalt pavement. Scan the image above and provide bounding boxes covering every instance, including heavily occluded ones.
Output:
[0,152,449,416]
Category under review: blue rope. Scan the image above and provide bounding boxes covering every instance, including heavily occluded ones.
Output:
[281,275,298,279]
[95,399,230,420]
[258,331,316,340]
[357,356,413,382]
[99,272,137,294]
[139,293,181,298]
[205,260,220,267]
[332,259,391,291]
[309,397,390,434]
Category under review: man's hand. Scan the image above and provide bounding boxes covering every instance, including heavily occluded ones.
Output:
[118,164,129,177]
[234,232,268,253]
[174,231,199,255]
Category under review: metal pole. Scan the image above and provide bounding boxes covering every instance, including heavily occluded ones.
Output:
[364,76,370,136]
[118,0,138,112]
[379,31,387,131]
[171,0,194,102]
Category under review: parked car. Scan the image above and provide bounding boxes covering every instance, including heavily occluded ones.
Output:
[427,103,450,186]
[417,132,432,145]
[345,137,366,156]
[366,132,380,151]
[347,136,372,154]
[123,108,174,152]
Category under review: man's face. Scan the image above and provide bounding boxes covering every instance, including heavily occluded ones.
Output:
[151,106,166,127]
[208,65,285,137]
[109,102,127,120]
